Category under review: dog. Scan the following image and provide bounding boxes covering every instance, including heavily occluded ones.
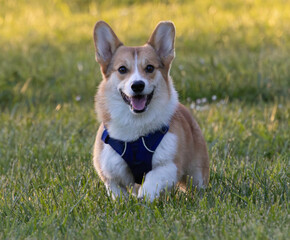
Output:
[93,20,209,201]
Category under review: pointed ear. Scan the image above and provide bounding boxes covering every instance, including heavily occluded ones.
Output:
[148,21,175,65]
[93,21,123,71]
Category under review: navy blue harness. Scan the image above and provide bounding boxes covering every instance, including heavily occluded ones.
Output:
[101,126,169,184]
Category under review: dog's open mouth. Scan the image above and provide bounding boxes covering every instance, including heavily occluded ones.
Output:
[120,90,154,113]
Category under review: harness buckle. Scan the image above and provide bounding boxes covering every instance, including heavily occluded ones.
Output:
[160,126,169,134]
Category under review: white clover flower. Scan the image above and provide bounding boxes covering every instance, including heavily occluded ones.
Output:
[77,62,83,71]
[190,102,195,109]
[199,58,205,65]
[178,64,184,70]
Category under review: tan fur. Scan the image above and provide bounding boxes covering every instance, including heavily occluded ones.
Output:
[170,103,209,188]
[104,45,164,80]
[93,123,106,181]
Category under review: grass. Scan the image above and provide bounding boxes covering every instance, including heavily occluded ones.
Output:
[0,0,289,239]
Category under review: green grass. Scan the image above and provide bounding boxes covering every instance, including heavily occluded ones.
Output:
[0,0,289,239]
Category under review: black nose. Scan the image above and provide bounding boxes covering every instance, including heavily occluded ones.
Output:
[131,80,145,93]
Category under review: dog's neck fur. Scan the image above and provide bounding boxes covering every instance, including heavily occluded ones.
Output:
[96,75,178,142]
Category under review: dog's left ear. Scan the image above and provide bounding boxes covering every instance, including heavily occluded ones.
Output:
[148,21,175,65]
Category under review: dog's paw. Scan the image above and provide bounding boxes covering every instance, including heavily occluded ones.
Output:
[137,186,159,202]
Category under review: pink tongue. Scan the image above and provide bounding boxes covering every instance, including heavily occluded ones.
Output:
[131,96,147,110]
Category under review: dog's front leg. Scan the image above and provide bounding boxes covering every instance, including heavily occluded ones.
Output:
[99,144,135,200]
[137,163,177,202]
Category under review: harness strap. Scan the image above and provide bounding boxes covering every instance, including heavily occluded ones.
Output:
[142,125,169,152]
[101,129,125,156]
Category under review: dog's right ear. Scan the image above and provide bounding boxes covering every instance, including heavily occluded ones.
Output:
[93,21,123,73]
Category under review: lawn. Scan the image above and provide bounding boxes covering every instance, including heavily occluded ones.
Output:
[0,0,289,239]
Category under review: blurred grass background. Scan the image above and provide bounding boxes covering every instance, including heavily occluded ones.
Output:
[0,0,289,108]
[0,0,289,239]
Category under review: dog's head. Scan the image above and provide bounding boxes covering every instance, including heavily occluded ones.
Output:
[93,21,176,116]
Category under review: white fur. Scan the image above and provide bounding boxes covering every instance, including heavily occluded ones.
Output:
[99,144,134,198]
[138,132,178,201]
[137,163,177,201]
[192,168,206,189]
[152,132,178,168]
[109,79,177,141]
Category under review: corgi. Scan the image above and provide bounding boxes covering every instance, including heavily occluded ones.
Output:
[93,20,209,201]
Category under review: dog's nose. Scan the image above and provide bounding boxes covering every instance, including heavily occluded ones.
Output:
[131,81,145,93]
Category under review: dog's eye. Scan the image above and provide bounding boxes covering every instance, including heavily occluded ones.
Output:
[118,66,128,74]
[145,65,155,73]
